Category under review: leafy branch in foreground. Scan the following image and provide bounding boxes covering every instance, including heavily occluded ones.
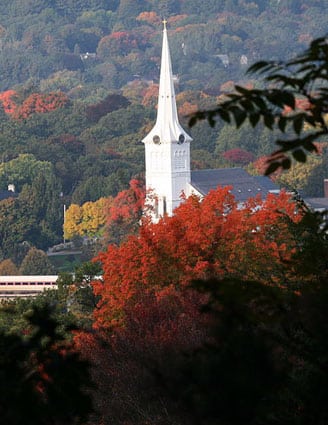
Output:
[190,36,328,174]
[0,305,93,425]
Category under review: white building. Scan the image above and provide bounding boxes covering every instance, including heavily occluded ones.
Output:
[143,22,278,221]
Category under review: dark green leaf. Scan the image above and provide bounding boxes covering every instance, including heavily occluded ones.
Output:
[303,140,318,153]
[266,91,284,107]
[240,99,254,111]
[292,149,307,163]
[266,75,303,89]
[233,109,247,128]
[249,114,260,128]
[281,158,291,169]
[252,96,267,110]
[280,92,295,108]
[263,114,274,129]
[218,109,231,123]
[235,85,250,95]
[265,162,280,175]
[189,116,197,127]
[278,117,287,132]
[247,60,278,75]
[293,115,304,135]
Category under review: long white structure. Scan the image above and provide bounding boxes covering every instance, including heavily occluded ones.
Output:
[0,275,58,298]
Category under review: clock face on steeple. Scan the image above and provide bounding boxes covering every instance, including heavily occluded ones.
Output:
[153,135,161,144]
[178,134,185,144]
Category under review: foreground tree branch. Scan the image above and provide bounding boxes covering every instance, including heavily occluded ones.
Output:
[190,36,328,174]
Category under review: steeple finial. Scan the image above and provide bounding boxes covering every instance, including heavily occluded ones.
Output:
[162,19,167,30]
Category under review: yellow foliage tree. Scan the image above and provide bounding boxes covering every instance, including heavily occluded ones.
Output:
[81,198,108,237]
[64,198,111,240]
[0,259,19,275]
[277,155,322,191]
[64,204,83,240]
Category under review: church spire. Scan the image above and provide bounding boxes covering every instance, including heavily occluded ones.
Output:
[142,21,192,145]
[142,21,192,220]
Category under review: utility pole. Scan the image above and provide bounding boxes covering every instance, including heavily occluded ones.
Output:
[63,203,66,246]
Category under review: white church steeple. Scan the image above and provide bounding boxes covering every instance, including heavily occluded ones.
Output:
[142,20,192,146]
[142,20,192,220]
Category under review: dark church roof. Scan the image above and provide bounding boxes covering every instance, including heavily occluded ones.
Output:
[0,190,18,201]
[191,168,279,202]
[303,197,328,211]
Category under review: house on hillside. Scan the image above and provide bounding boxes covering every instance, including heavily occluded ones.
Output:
[0,184,17,201]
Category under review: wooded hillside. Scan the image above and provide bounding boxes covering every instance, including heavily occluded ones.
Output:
[0,0,326,266]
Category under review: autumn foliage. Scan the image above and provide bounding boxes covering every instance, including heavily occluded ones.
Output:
[248,155,283,181]
[103,178,145,245]
[93,187,302,329]
[64,179,145,244]
[136,11,161,26]
[0,90,18,114]
[64,197,111,240]
[97,31,145,58]
[14,92,68,119]
[81,186,318,423]
[141,83,159,107]
[223,148,255,165]
[0,90,69,119]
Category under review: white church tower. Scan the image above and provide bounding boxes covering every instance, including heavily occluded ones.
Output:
[142,20,192,220]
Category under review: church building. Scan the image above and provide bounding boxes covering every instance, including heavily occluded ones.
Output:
[142,22,278,221]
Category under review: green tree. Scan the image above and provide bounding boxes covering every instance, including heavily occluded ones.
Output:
[19,247,55,275]
[19,170,63,248]
[0,154,53,192]
[56,261,102,329]
[117,0,147,26]
[0,198,36,261]
[164,272,328,425]
[214,121,277,158]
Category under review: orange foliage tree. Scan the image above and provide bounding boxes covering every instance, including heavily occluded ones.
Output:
[103,178,145,245]
[248,155,283,181]
[0,90,18,114]
[141,83,159,107]
[136,11,161,26]
[13,92,69,119]
[178,101,198,116]
[0,90,68,119]
[93,187,302,330]
[97,31,142,58]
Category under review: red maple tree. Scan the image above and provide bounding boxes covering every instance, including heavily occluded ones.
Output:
[13,91,69,119]
[0,90,68,119]
[223,148,255,165]
[93,187,302,330]
[103,178,145,246]
[0,90,18,114]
